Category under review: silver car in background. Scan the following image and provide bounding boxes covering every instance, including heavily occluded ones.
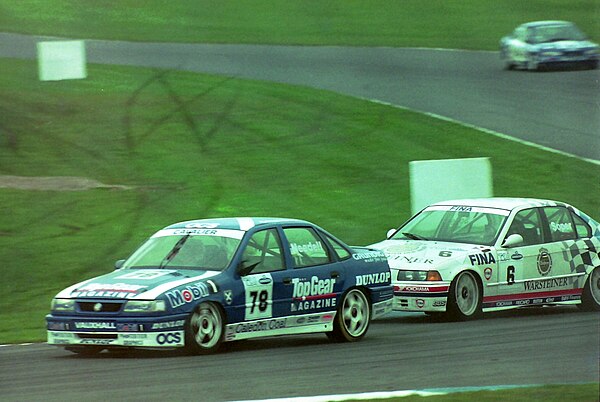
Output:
[500,20,599,71]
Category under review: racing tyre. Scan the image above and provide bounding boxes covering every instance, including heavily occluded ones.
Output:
[327,288,370,342]
[447,271,482,320]
[578,267,600,312]
[185,302,225,354]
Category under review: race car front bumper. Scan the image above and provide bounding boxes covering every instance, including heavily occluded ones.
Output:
[392,282,451,312]
[46,313,188,348]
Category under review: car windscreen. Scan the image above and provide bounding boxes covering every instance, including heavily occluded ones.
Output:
[391,206,509,246]
[528,24,586,44]
[122,229,244,270]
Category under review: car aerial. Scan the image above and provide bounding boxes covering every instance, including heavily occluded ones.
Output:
[47,217,393,355]
[499,20,599,71]
[369,198,600,320]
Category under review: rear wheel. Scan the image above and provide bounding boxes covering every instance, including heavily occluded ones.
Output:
[327,288,370,342]
[185,302,225,354]
[447,271,482,320]
[578,267,600,312]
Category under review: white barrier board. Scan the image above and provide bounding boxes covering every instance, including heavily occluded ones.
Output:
[409,157,493,214]
[37,40,86,81]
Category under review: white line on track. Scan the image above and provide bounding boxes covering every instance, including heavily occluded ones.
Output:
[232,384,566,402]
[365,98,600,166]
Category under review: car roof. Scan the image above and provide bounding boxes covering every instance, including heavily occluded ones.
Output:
[430,197,568,212]
[520,20,572,29]
[164,217,310,231]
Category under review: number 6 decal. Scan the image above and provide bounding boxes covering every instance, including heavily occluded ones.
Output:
[507,265,515,285]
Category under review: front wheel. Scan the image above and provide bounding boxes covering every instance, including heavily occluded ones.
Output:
[578,267,600,312]
[447,271,482,320]
[185,302,225,354]
[327,288,371,342]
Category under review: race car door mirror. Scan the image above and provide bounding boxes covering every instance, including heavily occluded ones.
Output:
[114,259,125,269]
[501,234,524,248]
[386,229,397,239]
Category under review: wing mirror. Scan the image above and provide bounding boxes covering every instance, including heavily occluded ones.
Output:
[114,259,125,270]
[386,229,397,239]
[501,234,524,248]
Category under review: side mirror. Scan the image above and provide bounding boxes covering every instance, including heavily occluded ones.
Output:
[501,234,524,248]
[114,259,125,269]
[386,229,397,239]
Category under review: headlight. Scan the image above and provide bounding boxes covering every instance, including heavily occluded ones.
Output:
[540,51,561,57]
[584,48,599,55]
[123,300,166,313]
[51,298,75,312]
[396,270,442,281]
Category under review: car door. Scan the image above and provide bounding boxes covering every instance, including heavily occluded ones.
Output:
[538,206,586,301]
[281,226,346,316]
[237,228,290,322]
[496,207,548,306]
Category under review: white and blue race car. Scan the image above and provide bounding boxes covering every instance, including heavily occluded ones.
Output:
[500,20,599,70]
[47,217,392,354]
[370,198,600,320]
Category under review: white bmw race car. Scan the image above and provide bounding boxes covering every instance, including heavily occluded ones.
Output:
[500,20,599,71]
[369,198,600,320]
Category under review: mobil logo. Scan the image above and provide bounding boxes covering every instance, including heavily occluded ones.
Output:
[166,282,210,308]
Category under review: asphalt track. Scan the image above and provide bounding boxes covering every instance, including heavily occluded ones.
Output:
[1,34,599,400]
[0,33,599,161]
[1,308,598,401]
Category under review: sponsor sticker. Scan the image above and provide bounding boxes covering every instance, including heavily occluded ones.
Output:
[537,248,552,276]
[484,267,493,280]
[468,253,496,266]
[355,272,391,286]
[166,282,210,308]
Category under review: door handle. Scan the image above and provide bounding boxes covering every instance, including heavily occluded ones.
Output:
[283,277,292,284]
[330,271,339,279]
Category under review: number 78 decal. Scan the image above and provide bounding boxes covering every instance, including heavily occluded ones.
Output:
[242,274,274,320]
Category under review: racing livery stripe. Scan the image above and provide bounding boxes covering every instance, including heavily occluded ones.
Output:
[483,288,583,303]
[395,292,449,298]
[55,277,102,299]
[394,285,449,293]
[133,271,220,300]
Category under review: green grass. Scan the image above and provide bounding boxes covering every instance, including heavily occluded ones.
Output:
[352,383,600,401]
[1,57,599,343]
[0,0,598,49]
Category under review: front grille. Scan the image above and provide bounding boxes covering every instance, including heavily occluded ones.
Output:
[78,302,123,313]
[76,333,118,340]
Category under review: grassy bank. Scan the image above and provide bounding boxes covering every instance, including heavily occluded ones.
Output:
[0,1,598,49]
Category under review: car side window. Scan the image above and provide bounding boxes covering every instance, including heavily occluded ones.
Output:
[283,227,332,268]
[241,229,285,274]
[506,208,543,246]
[322,232,351,261]
[571,211,592,238]
[543,207,577,242]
